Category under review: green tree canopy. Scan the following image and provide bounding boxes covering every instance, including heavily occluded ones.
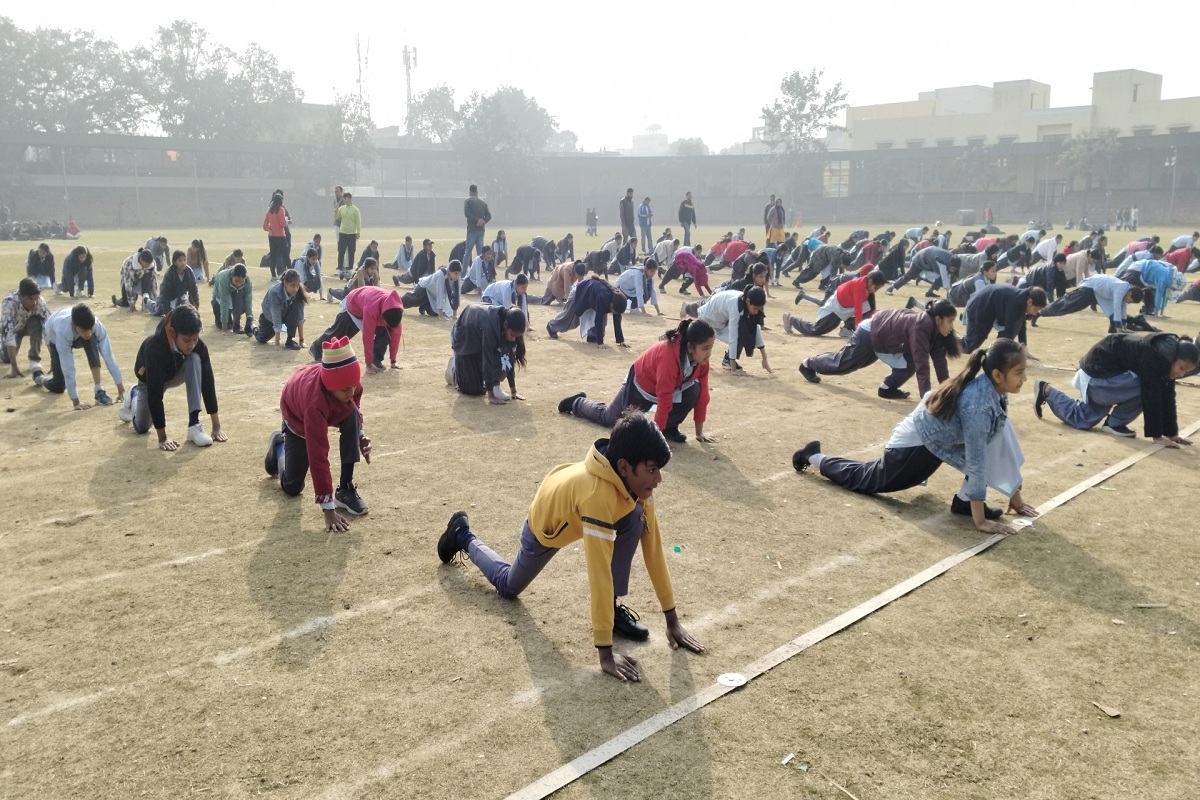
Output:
[760,68,847,154]
[405,85,461,144]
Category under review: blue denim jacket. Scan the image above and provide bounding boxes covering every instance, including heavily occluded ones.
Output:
[913,373,1008,500]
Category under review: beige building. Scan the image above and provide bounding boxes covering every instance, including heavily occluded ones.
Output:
[846,70,1200,151]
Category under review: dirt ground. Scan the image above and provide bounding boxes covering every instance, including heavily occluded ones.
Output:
[1,224,1198,799]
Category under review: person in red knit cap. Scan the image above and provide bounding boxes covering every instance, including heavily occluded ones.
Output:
[264,335,372,531]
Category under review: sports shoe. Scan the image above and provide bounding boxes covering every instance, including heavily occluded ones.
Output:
[117,387,135,423]
[663,426,687,443]
[905,296,921,311]
[438,511,471,564]
[187,423,214,447]
[284,340,302,351]
[783,312,795,333]
[31,370,45,387]
[1102,423,1136,438]
[94,388,113,406]
[264,430,285,476]
[335,484,369,516]
[613,603,650,642]
[546,322,558,340]
[798,362,820,383]
[111,294,120,307]
[885,287,895,296]
[877,386,910,400]
[370,360,385,372]
[838,326,853,338]
[678,287,691,296]
[558,392,586,414]
[1033,380,1047,419]
[444,357,456,387]
[308,341,322,361]
[950,494,1003,520]
[679,301,689,320]
[792,440,821,472]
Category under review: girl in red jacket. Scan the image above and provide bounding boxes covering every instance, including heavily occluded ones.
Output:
[782,270,886,337]
[558,318,717,443]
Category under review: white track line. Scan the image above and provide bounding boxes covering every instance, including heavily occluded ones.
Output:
[503,419,1200,800]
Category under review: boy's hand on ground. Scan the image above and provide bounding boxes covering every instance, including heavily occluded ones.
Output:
[598,649,641,682]
[158,439,179,451]
[212,429,228,443]
[512,391,527,401]
[666,622,705,654]
[1007,499,1039,518]
[73,402,92,411]
[324,508,351,532]
[359,436,372,464]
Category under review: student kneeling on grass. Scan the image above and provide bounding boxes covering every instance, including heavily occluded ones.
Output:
[264,336,371,531]
[437,412,705,682]
[401,260,461,319]
[445,304,527,404]
[481,273,531,319]
[1,278,51,385]
[40,303,125,409]
[151,250,200,316]
[308,285,404,373]
[113,249,159,313]
[211,263,255,336]
[1032,332,1198,446]
[559,318,716,443]
[117,305,225,451]
[256,268,308,350]
[793,338,1039,536]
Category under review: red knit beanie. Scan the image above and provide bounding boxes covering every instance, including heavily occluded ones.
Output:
[320,336,361,391]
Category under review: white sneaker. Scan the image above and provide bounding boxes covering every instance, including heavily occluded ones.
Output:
[117,389,134,423]
[444,356,456,387]
[187,423,214,447]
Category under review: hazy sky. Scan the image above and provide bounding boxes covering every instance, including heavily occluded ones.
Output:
[10,1,1196,151]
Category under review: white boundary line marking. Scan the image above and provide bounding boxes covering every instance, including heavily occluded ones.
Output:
[503,419,1200,800]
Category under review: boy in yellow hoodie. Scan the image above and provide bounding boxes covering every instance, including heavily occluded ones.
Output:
[438,412,704,682]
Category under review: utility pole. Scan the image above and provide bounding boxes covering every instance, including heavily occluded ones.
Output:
[403,46,418,121]
[1168,145,1178,223]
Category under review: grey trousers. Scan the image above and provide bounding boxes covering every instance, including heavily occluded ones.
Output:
[1044,372,1142,431]
[572,364,701,430]
[546,296,581,335]
[467,510,645,600]
[132,353,202,434]
[0,316,43,365]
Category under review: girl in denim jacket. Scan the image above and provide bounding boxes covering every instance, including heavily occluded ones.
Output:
[793,338,1039,536]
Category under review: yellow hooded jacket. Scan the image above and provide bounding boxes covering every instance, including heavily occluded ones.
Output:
[528,440,676,647]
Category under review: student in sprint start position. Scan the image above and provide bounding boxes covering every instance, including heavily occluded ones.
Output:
[117,305,225,450]
[41,303,124,409]
[264,336,372,531]
[559,318,717,443]
[793,338,1039,536]
[437,412,705,682]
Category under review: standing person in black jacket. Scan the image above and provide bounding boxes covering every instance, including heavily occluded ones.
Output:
[118,305,225,451]
[1033,332,1198,444]
[619,189,636,247]
[678,192,697,247]
[961,284,1047,355]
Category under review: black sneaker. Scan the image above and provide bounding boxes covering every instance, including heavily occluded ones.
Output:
[1101,423,1137,438]
[370,360,385,372]
[1033,380,1048,419]
[950,494,1003,520]
[877,386,911,400]
[438,511,471,564]
[613,603,650,642]
[284,340,302,351]
[678,288,691,295]
[309,341,322,361]
[792,440,821,472]
[558,392,586,414]
[798,362,821,383]
[663,426,687,443]
[264,430,285,476]
[905,296,921,311]
[546,322,558,340]
[335,484,369,516]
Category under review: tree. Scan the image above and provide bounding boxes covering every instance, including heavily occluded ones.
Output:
[546,129,579,153]
[452,87,561,197]
[760,69,848,155]
[135,20,303,140]
[670,138,710,157]
[1058,129,1119,215]
[0,17,146,134]
[405,85,461,144]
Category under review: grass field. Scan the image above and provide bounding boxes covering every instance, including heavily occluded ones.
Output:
[1,223,1198,799]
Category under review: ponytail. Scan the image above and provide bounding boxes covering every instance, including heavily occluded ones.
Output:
[499,307,528,369]
[925,338,1024,419]
[664,318,715,372]
[925,299,962,359]
[280,268,309,304]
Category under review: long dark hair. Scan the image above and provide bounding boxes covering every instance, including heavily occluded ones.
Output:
[498,307,527,369]
[269,193,283,213]
[663,318,715,372]
[925,338,1024,419]
[279,268,309,304]
[925,299,962,359]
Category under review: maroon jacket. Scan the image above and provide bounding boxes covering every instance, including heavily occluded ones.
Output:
[867,308,951,396]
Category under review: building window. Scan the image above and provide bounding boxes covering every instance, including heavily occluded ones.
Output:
[936,138,954,147]
[1041,134,1069,143]
[966,137,985,148]
[1132,127,1154,137]
[1169,125,1191,135]
[876,141,893,150]
[998,136,1018,145]
[906,140,924,149]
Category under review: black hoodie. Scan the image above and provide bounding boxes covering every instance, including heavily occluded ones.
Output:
[133,313,218,431]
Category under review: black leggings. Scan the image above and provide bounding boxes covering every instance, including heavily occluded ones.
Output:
[819,444,944,494]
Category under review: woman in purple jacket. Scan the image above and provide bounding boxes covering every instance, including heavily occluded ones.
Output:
[798,300,961,399]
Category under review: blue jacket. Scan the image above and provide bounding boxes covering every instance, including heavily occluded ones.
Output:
[1137,260,1175,314]
[913,373,1009,501]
